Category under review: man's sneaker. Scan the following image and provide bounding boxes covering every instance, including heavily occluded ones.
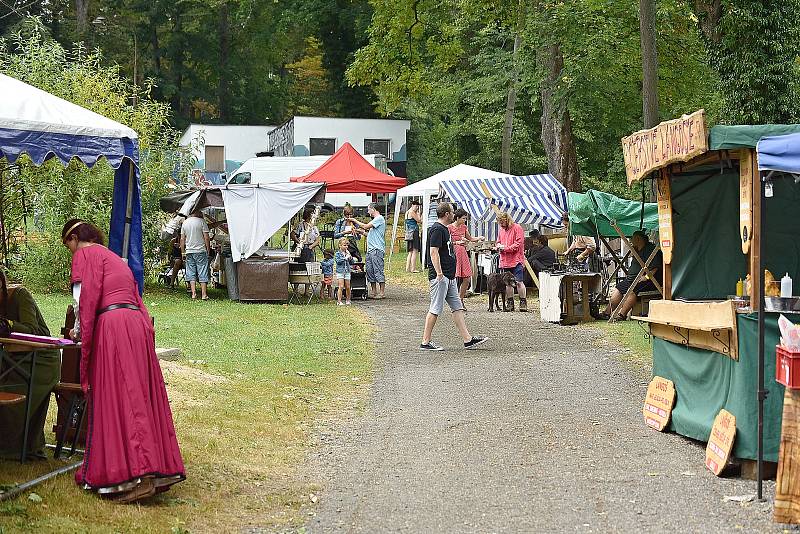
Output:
[464,336,489,349]
[420,341,444,351]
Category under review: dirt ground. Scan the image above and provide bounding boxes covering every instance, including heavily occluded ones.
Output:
[295,285,784,533]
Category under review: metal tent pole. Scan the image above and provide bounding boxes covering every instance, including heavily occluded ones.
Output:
[121,159,135,261]
[757,171,766,501]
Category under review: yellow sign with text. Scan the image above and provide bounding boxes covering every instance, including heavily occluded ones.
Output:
[705,409,736,476]
[643,376,676,431]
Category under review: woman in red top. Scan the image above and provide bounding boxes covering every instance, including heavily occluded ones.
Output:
[63,219,185,503]
[448,208,483,309]
[496,211,527,312]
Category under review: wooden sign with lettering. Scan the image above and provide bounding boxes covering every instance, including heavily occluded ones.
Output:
[705,409,736,476]
[656,171,673,264]
[740,149,753,254]
[643,376,676,431]
[622,109,708,184]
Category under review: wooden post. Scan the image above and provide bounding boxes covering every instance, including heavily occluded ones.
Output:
[775,388,800,523]
[740,149,754,255]
[657,170,673,299]
[750,151,761,310]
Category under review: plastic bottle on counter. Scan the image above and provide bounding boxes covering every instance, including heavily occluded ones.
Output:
[736,278,744,297]
[782,273,793,298]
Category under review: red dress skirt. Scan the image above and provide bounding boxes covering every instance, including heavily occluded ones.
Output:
[71,245,185,494]
[447,223,472,278]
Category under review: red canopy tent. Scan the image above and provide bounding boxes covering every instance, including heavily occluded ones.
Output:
[290,142,406,193]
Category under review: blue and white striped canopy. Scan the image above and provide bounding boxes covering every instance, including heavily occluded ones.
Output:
[440,174,567,227]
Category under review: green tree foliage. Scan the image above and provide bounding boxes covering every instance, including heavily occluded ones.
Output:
[696,0,800,124]
[0,23,187,290]
[348,0,721,194]
[0,0,379,127]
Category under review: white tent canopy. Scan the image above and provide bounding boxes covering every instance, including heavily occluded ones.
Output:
[0,73,137,139]
[390,164,510,264]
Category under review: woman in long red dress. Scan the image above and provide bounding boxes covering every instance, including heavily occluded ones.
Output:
[62,219,185,503]
[447,208,484,310]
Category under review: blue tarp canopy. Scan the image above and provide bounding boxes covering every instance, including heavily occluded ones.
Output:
[757,132,800,174]
[0,73,143,290]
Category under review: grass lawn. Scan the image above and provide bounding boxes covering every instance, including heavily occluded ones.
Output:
[385,247,428,290]
[592,319,654,368]
[0,285,373,533]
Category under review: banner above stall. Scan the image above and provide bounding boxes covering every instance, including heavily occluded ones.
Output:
[622,109,708,184]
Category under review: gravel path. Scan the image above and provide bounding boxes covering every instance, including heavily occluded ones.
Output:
[302,284,781,533]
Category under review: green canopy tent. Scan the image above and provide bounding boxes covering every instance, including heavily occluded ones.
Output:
[567,189,659,300]
[567,189,658,238]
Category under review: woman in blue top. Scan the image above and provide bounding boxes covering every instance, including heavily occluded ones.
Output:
[334,238,356,305]
[404,200,422,273]
[333,205,363,262]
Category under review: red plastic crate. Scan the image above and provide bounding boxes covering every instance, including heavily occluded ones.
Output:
[776,345,800,388]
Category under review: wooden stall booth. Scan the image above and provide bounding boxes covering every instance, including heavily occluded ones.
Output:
[622,110,800,472]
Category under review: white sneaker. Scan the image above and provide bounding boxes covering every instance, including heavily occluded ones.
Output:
[346,300,352,305]
[337,301,345,306]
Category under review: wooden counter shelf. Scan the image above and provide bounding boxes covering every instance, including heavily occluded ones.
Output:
[632,299,739,360]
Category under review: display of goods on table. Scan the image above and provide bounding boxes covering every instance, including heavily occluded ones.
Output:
[464,240,495,252]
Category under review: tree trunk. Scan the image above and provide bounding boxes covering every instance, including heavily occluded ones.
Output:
[75,0,89,36]
[501,1,525,175]
[639,0,659,129]
[539,44,581,192]
[693,0,723,44]
[217,1,231,122]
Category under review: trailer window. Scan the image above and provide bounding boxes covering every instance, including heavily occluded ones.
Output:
[310,138,336,156]
[364,139,390,158]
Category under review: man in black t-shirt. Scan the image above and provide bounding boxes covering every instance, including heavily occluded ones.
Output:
[420,202,488,351]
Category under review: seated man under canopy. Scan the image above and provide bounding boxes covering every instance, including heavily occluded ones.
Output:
[601,230,662,321]
[524,234,557,287]
[0,270,60,459]
[563,212,597,264]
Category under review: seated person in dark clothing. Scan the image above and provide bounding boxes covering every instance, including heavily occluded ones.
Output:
[529,234,556,273]
[523,235,557,286]
[602,230,662,320]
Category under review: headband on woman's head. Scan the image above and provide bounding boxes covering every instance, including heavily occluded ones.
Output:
[62,221,84,241]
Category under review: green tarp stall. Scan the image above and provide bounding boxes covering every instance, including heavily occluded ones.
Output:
[652,123,800,461]
[653,314,786,461]
[567,189,658,238]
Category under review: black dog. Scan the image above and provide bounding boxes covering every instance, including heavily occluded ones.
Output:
[487,271,516,312]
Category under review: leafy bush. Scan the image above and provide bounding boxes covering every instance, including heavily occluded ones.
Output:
[0,20,189,290]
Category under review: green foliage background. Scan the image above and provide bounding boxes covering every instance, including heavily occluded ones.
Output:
[0,22,189,290]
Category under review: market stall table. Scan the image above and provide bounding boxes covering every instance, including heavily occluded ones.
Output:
[0,336,74,463]
[539,271,601,324]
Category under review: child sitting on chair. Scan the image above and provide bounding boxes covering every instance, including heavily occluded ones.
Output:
[334,238,355,305]
[320,249,334,300]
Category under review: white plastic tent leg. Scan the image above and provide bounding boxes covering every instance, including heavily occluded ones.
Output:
[421,193,430,266]
[389,193,404,268]
[121,159,134,263]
